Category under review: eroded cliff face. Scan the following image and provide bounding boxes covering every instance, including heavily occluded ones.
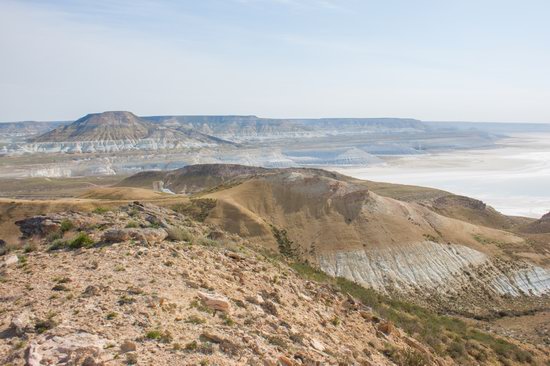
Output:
[318,241,550,299]
[203,168,550,315]
[15,138,217,154]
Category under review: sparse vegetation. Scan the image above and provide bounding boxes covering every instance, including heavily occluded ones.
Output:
[290,261,532,365]
[220,313,235,326]
[34,318,57,334]
[48,232,94,250]
[118,295,136,305]
[422,233,439,242]
[166,226,194,242]
[23,242,38,253]
[92,207,109,214]
[171,198,217,222]
[68,232,94,249]
[60,219,74,232]
[184,340,198,351]
[271,225,296,258]
[185,315,206,325]
[196,237,220,247]
[145,329,173,343]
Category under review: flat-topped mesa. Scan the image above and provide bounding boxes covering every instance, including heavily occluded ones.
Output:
[24,111,231,153]
[31,111,153,142]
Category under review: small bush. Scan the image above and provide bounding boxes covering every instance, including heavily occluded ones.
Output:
[166,226,194,242]
[399,349,430,366]
[35,319,56,334]
[60,219,74,232]
[46,230,63,242]
[220,313,235,326]
[146,329,173,343]
[184,341,198,351]
[49,239,67,251]
[125,221,139,228]
[185,315,206,325]
[447,340,467,359]
[197,238,219,247]
[23,242,38,253]
[271,226,296,258]
[49,232,94,250]
[118,295,135,305]
[68,232,94,249]
[267,336,287,348]
[51,284,69,291]
[92,207,109,214]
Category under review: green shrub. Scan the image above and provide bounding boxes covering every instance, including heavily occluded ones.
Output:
[92,207,109,214]
[23,242,38,253]
[166,226,194,242]
[271,226,296,258]
[48,232,94,250]
[49,239,67,251]
[60,219,74,232]
[184,340,198,351]
[34,319,56,334]
[146,329,173,343]
[68,232,94,249]
[197,238,220,247]
[220,313,235,326]
[448,340,467,359]
[125,221,139,228]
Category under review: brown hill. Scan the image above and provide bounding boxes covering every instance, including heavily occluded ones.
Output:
[520,211,550,234]
[123,165,550,316]
[119,164,269,195]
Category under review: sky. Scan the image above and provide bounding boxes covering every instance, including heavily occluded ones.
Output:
[0,0,549,122]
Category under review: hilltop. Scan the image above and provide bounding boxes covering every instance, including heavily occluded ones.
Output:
[22,112,231,153]
[121,165,550,318]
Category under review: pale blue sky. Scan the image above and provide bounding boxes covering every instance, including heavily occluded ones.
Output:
[1,0,549,122]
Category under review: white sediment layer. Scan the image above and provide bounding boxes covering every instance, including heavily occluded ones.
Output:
[10,139,216,154]
[318,241,550,297]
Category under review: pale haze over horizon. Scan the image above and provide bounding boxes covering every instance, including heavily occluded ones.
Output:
[1,0,549,122]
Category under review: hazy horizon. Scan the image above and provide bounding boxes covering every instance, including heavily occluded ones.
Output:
[1,0,549,122]
[1,112,550,125]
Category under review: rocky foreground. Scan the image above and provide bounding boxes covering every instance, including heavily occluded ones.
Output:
[1,202,548,365]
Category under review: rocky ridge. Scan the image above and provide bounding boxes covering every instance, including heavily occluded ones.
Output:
[2,202,548,365]
[2,202,448,366]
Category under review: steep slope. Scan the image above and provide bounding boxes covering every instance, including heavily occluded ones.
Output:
[2,202,548,365]
[129,165,550,316]
[0,203,446,366]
